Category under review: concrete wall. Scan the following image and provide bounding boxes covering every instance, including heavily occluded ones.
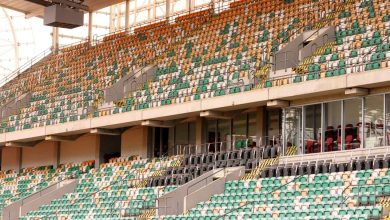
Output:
[184,177,225,212]
[158,167,244,216]
[158,169,221,216]
[60,134,99,164]
[121,126,148,158]
[1,147,21,171]
[22,141,58,168]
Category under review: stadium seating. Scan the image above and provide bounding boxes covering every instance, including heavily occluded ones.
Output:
[0,161,93,215]
[290,0,390,83]
[19,155,182,220]
[0,0,387,133]
[160,167,389,220]
[148,144,265,187]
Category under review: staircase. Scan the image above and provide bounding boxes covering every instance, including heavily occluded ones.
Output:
[241,146,298,180]
[157,166,245,216]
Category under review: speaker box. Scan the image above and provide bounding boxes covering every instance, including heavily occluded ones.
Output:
[44,4,83,29]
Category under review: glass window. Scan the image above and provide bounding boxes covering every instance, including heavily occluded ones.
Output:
[206,119,217,152]
[233,113,247,145]
[283,108,301,155]
[218,119,231,150]
[304,104,321,154]
[343,98,362,150]
[386,94,390,145]
[248,112,257,143]
[364,95,384,148]
[267,109,281,145]
[324,101,342,152]
[175,123,189,146]
[188,122,196,146]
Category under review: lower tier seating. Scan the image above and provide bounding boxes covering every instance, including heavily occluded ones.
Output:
[161,168,390,220]
[19,156,182,220]
[0,161,93,215]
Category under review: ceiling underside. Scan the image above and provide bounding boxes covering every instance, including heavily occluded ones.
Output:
[0,0,126,18]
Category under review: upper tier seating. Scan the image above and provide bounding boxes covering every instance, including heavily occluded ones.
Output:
[19,156,182,220]
[0,0,389,133]
[0,161,93,215]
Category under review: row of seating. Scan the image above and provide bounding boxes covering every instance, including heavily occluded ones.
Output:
[0,161,93,216]
[0,0,372,133]
[19,156,182,220]
[160,167,389,220]
[263,154,390,178]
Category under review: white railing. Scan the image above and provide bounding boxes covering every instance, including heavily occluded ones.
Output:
[0,47,52,87]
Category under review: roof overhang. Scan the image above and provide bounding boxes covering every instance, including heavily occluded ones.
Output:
[0,0,126,18]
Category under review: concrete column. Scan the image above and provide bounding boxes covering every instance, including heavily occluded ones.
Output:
[256,106,266,146]
[88,12,93,43]
[51,27,59,53]
[94,134,100,168]
[188,0,195,12]
[195,117,203,153]
[125,0,130,30]
[166,0,171,19]
[55,141,60,169]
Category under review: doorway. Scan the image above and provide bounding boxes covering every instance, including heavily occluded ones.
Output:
[153,127,169,158]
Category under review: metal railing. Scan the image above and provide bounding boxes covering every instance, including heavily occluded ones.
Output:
[2,170,82,207]
[35,157,177,220]
[0,47,52,87]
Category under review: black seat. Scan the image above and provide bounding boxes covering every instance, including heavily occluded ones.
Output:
[263,146,271,159]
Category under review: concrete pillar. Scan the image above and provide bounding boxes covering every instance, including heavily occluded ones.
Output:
[88,12,93,43]
[94,134,101,168]
[195,117,203,153]
[55,141,60,169]
[125,0,130,30]
[256,106,266,146]
[166,0,171,19]
[188,0,195,12]
[51,27,59,53]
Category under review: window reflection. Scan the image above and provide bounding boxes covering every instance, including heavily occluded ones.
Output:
[364,95,384,148]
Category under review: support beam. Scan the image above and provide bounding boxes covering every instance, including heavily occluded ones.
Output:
[51,0,89,11]
[180,117,198,123]
[51,27,59,53]
[25,8,44,19]
[166,0,171,19]
[88,12,93,43]
[345,88,369,96]
[200,111,231,119]
[5,141,41,148]
[141,120,174,128]
[90,128,122,135]
[125,0,130,30]
[241,108,258,114]
[188,0,195,12]
[45,135,83,142]
[267,100,289,108]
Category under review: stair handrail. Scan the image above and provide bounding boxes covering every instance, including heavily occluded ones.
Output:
[263,0,355,82]
[35,157,177,220]
[2,169,83,207]
[0,47,52,87]
[16,171,80,206]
